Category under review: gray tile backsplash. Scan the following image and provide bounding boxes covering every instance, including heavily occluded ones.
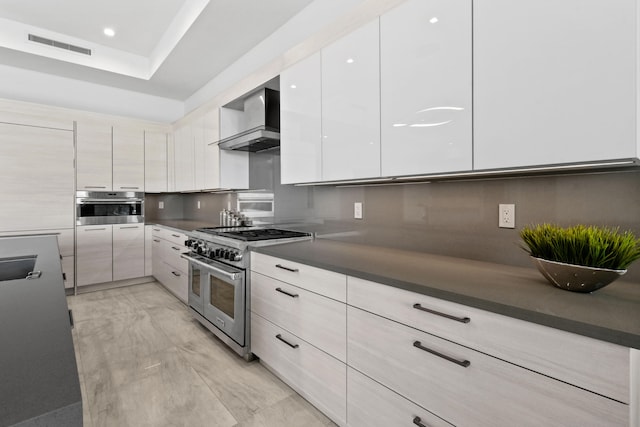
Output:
[146,168,640,282]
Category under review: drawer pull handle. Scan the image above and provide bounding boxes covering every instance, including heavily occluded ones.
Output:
[118,225,139,229]
[275,287,299,298]
[171,234,181,238]
[275,334,299,349]
[275,264,299,273]
[85,228,107,231]
[119,186,139,189]
[413,341,470,368]
[84,186,107,189]
[413,303,470,324]
[413,417,430,427]
[153,239,161,243]
[171,271,181,277]
[171,246,181,251]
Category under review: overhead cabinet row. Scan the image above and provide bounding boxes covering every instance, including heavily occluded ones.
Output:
[280,0,639,184]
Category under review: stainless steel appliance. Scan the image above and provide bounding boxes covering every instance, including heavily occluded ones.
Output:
[76,191,144,225]
[182,227,312,359]
[218,88,280,152]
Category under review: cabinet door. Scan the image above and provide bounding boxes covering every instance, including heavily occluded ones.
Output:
[112,224,145,281]
[173,124,195,191]
[76,119,112,190]
[76,225,112,286]
[144,224,153,277]
[381,0,472,176]
[280,52,322,184]
[0,124,74,231]
[193,117,206,190]
[321,19,381,181]
[473,0,637,169]
[144,131,168,192]
[203,109,221,190]
[113,124,144,191]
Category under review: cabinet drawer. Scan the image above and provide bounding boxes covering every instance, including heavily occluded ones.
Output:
[251,312,346,426]
[151,226,187,245]
[163,241,188,273]
[348,306,628,427]
[251,252,346,302]
[156,261,187,303]
[251,271,346,362]
[348,367,453,427]
[347,276,629,403]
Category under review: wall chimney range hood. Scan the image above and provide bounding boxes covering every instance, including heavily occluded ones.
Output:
[219,88,280,152]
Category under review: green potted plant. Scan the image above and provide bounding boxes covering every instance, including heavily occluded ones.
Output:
[520,224,640,292]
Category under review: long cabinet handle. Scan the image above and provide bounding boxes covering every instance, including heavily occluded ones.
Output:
[84,228,107,231]
[171,271,181,277]
[119,186,139,189]
[69,309,74,329]
[413,303,470,324]
[275,334,299,349]
[84,186,107,189]
[413,341,470,368]
[118,225,139,229]
[275,287,299,298]
[413,416,430,427]
[275,264,299,273]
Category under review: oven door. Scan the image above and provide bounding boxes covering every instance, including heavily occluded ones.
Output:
[182,254,246,346]
[76,191,144,225]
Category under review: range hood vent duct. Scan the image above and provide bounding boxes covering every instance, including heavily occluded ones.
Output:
[28,34,92,56]
[218,88,280,152]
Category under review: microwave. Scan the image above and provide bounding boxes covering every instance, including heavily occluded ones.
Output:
[76,191,144,225]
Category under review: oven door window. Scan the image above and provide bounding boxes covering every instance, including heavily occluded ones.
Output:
[79,202,141,217]
[209,275,235,319]
[191,267,201,297]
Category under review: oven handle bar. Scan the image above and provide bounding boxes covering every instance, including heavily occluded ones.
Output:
[77,199,143,203]
[181,253,242,281]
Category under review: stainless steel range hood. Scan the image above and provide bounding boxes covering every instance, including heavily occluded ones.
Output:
[219,88,280,152]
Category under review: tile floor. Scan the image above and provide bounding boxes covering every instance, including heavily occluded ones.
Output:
[67,282,336,427]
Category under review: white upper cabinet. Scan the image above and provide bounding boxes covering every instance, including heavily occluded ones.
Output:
[76,119,112,190]
[193,116,206,190]
[380,0,472,176]
[473,0,637,170]
[144,130,168,193]
[113,124,144,191]
[280,52,322,184]
[173,124,195,191]
[322,19,381,181]
[203,108,221,190]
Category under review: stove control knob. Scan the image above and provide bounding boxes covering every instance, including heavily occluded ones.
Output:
[228,252,236,261]
[196,245,204,255]
[184,239,191,247]
[215,248,222,258]
[234,253,243,262]
[223,250,230,259]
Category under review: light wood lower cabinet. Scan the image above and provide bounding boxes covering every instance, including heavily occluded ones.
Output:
[112,224,145,281]
[151,226,188,302]
[250,253,634,427]
[76,225,113,286]
[347,367,453,427]
[348,306,628,426]
[251,312,347,425]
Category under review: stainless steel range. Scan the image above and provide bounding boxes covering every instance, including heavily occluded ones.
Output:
[181,227,312,359]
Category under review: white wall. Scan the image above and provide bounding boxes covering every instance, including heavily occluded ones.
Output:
[0,64,183,123]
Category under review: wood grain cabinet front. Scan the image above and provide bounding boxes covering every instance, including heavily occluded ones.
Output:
[347,276,630,404]
[347,306,628,427]
[151,226,188,302]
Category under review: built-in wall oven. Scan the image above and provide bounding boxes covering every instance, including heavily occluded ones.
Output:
[76,191,144,225]
[182,227,312,360]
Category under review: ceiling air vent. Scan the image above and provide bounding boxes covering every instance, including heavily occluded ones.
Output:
[28,34,92,56]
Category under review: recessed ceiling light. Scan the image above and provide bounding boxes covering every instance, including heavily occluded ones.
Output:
[346,58,354,64]
[103,28,115,37]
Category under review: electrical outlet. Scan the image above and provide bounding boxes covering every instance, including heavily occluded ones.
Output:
[158,201,164,209]
[499,204,515,228]
[354,202,363,219]
[197,200,201,209]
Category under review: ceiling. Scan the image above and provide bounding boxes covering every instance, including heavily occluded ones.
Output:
[0,0,314,100]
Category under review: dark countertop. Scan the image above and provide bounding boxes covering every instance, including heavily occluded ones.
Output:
[147,219,218,233]
[252,239,640,349]
[0,235,81,427]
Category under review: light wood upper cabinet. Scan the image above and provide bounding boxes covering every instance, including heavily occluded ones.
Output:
[280,52,322,184]
[193,116,206,190]
[76,119,112,190]
[173,124,195,192]
[144,131,168,193]
[473,0,637,170]
[380,0,472,176]
[0,123,74,231]
[203,108,221,190]
[113,124,144,191]
[321,19,381,181]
